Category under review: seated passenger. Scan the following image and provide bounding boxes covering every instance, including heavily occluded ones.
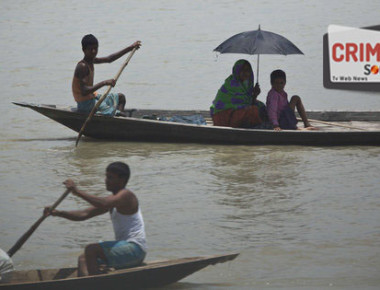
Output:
[210,59,269,128]
[266,69,317,131]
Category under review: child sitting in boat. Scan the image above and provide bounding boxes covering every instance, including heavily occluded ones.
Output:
[72,34,141,116]
[210,59,271,128]
[44,162,146,276]
[266,69,316,131]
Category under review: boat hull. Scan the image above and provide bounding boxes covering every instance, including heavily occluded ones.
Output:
[0,253,238,289]
[13,102,380,146]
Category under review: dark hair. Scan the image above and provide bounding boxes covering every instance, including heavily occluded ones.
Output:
[270,69,286,84]
[106,162,130,184]
[81,34,98,49]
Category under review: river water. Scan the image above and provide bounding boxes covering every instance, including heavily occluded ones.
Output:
[1,0,380,289]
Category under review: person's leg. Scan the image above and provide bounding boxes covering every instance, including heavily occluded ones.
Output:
[117,93,126,111]
[77,254,88,277]
[289,95,312,128]
[83,243,108,276]
[106,242,146,269]
[212,109,234,127]
[95,93,122,116]
[230,106,261,128]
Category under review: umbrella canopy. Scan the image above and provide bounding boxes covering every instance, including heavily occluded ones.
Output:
[214,26,303,55]
[214,26,303,82]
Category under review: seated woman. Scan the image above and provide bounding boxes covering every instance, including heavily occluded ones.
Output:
[210,59,269,128]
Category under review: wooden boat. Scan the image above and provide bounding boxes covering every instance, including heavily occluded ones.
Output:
[0,253,238,289]
[13,102,380,146]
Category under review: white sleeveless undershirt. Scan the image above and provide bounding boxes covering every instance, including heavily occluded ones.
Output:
[110,207,147,252]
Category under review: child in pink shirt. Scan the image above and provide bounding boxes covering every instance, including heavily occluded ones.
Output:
[266,70,316,131]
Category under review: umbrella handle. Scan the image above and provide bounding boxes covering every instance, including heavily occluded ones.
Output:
[256,54,260,85]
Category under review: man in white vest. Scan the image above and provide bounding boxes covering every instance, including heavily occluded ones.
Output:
[44,162,146,276]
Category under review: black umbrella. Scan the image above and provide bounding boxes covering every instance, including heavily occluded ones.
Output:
[214,25,304,83]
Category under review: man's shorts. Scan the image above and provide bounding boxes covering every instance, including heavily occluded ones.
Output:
[77,93,120,116]
[98,240,146,269]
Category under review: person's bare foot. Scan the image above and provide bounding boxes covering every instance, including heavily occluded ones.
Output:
[115,111,128,117]
[304,126,319,130]
[304,122,319,130]
[297,127,317,131]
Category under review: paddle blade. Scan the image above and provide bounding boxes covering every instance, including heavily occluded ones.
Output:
[7,189,71,257]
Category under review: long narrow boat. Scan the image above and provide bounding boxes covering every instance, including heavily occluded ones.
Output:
[0,253,238,289]
[13,102,380,146]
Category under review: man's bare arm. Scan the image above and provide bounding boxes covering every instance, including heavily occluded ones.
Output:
[44,206,107,221]
[63,179,134,211]
[73,187,130,210]
[74,62,115,96]
[94,41,141,64]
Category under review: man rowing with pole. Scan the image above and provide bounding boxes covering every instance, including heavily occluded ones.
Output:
[44,162,147,276]
[72,34,141,116]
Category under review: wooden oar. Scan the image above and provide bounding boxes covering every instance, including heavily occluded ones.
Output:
[75,47,138,146]
[298,118,366,131]
[7,188,71,257]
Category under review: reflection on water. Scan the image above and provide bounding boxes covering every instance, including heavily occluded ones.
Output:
[210,146,301,200]
[207,146,309,250]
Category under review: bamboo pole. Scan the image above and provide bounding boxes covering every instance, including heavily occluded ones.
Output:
[75,47,137,146]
